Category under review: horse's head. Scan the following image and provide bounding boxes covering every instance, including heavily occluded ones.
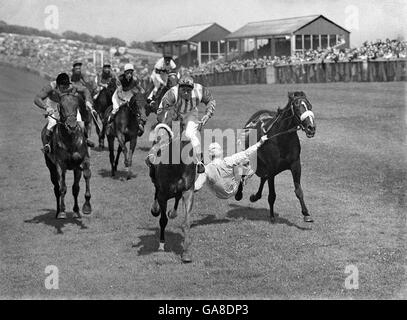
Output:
[59,93,80,132]
[288,91,316,138]
[167,72,179,88]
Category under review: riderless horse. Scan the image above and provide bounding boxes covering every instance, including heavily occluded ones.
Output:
[106,91,147,180]
[237,91,316,222]
[93,80,116,149]
[148,107,198,263]
[144,72,179,116]
[41,92,92,219]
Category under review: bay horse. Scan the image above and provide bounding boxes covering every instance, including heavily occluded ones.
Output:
[237,91,316,222]
[147,107,196,263]
[93,80,116,148]
[144,72,179,116]
[106,91,147,180]
[41,93,92,219]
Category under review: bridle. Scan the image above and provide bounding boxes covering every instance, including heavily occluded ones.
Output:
[58,92,80,131]
[262,96,314,139]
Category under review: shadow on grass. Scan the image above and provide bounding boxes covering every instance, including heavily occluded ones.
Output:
[132,227,183,256]
[97,168,138,180]
[226,203,311,231]
[24,209,88,234]
[137,146,151,152]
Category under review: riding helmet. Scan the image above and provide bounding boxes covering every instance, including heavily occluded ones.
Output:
[56,73,71,86]
[179,75,194,89]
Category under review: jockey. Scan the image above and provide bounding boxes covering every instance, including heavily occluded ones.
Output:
[34,73,93,153]
[94,63,117,99]
[108,63,146,134]
[147,54,177,104]
[147,74,215,173]
[194,135,269,199]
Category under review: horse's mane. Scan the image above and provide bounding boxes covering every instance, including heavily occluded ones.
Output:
[245,109,277,127]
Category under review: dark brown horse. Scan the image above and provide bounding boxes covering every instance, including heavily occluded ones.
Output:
[237,91,316,222]
[106,91,147,180]
[145,72,179,116]
[93,80,116,148]
[41,93,92,219]
[148,107,196,263]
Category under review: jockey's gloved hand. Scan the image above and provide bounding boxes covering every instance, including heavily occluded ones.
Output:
[46,106,54,115]
[259,135,269,145]
[200,114,210,127]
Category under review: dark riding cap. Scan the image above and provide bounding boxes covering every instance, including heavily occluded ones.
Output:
[179,75,194,89]
[103,63,111,68]
[56,73,71,86]
[73,61,82,67]
[163,54,172,59]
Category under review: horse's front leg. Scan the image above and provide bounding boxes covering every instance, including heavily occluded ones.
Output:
[181,189,194,263]
[56,165,67,219]
[107,135,116,176]
[168,195,181,219]
[116,133,127,180]
[267,177,276,222]
[82,157,92,215]
[290,160,313,222]
[250,177,267,202]
[72,168,82,218]
[125,137,137,180]
[158,197,168,251]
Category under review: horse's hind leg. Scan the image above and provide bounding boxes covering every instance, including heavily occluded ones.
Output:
[267,177,277,222]
[125,137,137,180]
[158,198,168,251]
[168,195,181,219]
[82,158,92,215]
[114,144,122,174]
[290,160,313,222]
[72,169,82,218]
[250,177,267,202]
[181,189,194,263]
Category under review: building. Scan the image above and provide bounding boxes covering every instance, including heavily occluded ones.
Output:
[153,23,231,67]
[225,14,350,60]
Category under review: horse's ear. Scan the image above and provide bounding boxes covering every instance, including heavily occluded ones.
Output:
[277,106,283,114]
[299,91,306,97]
[288,92,294,100]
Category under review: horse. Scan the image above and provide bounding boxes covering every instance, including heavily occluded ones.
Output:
[41,92,92,219]
[237,91,316,223]
[106,91,148,180]
[148,107,197,263]
[144,72,179,116]
[93,80,116,148]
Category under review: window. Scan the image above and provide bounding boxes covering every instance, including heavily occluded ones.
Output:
[304,35,311,50]
[312,35,320,50]
[210,41,218,54]
[329,34,337,47]
[220,41,225,54]
[201,41,209,53]
[321,35,328,49]
[295,35,303,50]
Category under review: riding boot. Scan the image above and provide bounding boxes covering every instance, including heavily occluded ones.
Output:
[41,129,53,153]
[80,122,95,148]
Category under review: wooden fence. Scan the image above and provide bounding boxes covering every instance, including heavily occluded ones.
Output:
[193,60,407,86]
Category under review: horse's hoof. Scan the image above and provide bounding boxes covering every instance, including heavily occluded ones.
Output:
[249,194,259,202]
[151,202,160,217]
[73,211,82,219]
[181,252,192,263]
[158,242,165,251]
[57,212,67,219]
[82,203,92,215]
[303,216,314,223]
[168,209,177,219]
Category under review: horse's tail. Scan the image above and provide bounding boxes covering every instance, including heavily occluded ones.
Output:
[154,123,174,140]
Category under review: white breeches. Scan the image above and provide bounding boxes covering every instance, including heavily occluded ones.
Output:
[112,89,133,114]
[45,98,82,130]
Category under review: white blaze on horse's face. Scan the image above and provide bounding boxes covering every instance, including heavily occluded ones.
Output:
[298,99,316,138]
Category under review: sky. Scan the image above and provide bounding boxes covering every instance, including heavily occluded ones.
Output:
[0,0,406,46]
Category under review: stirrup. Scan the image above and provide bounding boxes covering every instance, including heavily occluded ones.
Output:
[197,161,205,174]
[41,143,51,154]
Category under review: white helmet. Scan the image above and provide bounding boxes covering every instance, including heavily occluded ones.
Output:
[124,63,134,72]
[208,142,222,158]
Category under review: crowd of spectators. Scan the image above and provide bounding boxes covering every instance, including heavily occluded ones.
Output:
[0,33,154,83]
[188,39,407,75]
[0,32,406,79]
